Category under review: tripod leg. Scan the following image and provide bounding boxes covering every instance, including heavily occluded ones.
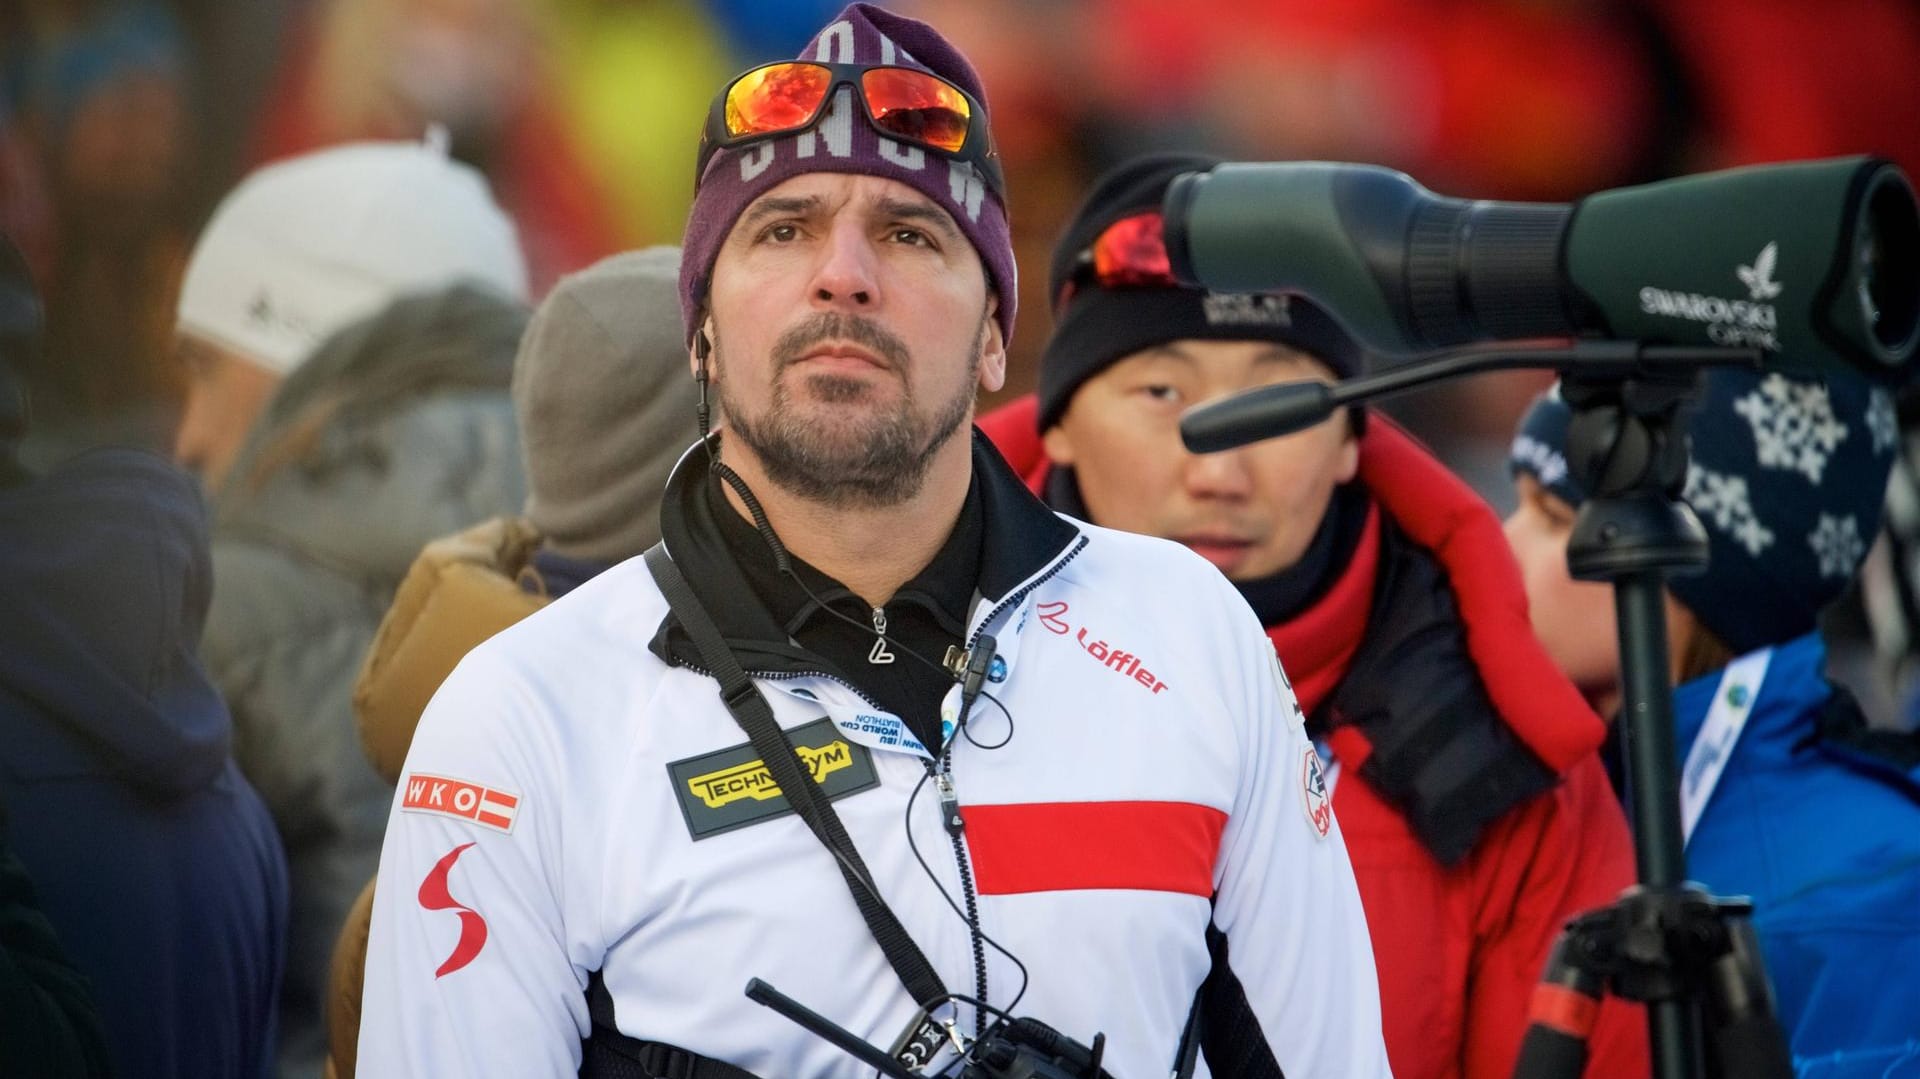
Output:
[1511,937,1603,1079]
[1701,919,1794,1079]
[1610,574,1706,1079]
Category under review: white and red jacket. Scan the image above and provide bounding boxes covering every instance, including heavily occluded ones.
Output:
[358,437,1392,1078]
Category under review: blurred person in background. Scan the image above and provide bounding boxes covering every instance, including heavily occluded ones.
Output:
[202,281,529,1079]
[0,797,113,1079]
[1853,388,1920,730]
[171,135,525,494]
[539,0,737,249]
[251,0,626,292]
[172,135,531,1079]
[1507,370,1920,1075]
[1,2,198,457]
[324,246,696,1077]
[0,230,113,1079]
[1,230,288,1077]
[979,152,1648,1079]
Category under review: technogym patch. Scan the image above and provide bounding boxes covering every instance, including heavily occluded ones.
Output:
[667,718,880,840]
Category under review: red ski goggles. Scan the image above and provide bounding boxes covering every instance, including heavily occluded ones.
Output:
[696,61,1003,197]
[1055,211,1182,311]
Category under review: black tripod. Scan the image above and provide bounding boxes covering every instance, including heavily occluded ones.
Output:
[1179,341,1797,1079]
[1507,371,1792,1079]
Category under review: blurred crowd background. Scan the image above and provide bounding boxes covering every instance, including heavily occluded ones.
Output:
[4,0,1918,504]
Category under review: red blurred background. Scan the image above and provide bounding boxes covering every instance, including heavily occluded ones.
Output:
[4,0,1918,501]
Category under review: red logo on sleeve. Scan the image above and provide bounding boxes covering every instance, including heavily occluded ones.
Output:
[403,773,521,833]
[419,842,488,978]
[1301,748,1333,840]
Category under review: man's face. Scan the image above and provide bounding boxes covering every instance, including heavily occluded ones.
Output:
[1503,474,1622,704]
[703,172,1005,509]
[171,334,280,494]
[1044,339,1357,580]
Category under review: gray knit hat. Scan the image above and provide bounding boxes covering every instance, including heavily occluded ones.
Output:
[513,246,699,562]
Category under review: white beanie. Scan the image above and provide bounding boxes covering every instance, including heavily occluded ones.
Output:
[176,131,528,377]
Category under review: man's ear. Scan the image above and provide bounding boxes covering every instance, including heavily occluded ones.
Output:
[1333,410,1360,484]
[977,299,1007,394]
[689,315,715,380]
[1041,420,1076,467]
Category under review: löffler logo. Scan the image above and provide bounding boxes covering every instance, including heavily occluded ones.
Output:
[1033,601,1169,694]
[419,842,488,977]
[1037,600,1071,635]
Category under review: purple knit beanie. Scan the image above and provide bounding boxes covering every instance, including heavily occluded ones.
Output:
[678,3,1015,345]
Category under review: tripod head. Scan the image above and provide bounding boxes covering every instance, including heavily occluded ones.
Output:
[1557,372,1709,582]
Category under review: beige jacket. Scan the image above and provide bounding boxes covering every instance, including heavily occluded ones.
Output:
[327,516,546,1079]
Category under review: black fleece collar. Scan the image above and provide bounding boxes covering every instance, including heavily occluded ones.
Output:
[705,462,981,642]
[652,429,1079,675]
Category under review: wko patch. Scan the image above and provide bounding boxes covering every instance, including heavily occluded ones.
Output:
[667,718,880,840]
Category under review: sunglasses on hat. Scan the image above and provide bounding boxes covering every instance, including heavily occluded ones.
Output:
[696,61,1004,198]
[1055,211,1181,312]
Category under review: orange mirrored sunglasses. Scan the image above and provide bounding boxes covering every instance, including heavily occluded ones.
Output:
[1056,212,1181,311]
[697,61,1003,197]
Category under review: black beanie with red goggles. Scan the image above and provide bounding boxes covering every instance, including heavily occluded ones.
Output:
[1037,152,1364,431]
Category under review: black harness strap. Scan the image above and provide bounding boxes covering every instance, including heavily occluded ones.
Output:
[580,972,760,1079]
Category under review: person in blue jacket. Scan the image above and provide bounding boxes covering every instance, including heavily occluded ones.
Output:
[0,233,290,1078]
[1506,367,1920,1076]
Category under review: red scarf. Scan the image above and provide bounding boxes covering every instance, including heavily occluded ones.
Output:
[1265,502,1380,718]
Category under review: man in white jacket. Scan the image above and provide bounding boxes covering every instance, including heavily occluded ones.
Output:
[358,5,1391,1077]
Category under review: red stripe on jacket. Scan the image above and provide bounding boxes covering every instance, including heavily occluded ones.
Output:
[959,801,1227,896]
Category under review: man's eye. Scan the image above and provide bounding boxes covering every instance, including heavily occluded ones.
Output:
[890,227,932,247]
[1139,384,1181,405]
[761,223,800,243]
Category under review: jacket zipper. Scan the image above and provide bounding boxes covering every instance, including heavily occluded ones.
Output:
[932,749,989,1039]
[868,606,896,665]
[930,537,1086,1039]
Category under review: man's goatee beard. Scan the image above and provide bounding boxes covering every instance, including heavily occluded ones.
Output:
[716,313,982,510]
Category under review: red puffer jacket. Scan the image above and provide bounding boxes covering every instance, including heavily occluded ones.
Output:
[979,396,1648,1079]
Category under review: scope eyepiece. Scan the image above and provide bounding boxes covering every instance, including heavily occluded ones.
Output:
[1858,165,1920,366]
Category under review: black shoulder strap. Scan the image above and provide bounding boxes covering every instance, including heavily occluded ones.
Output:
[581,971,761,1079]
[643,544,950,1011]
[1172,985,1204,1079]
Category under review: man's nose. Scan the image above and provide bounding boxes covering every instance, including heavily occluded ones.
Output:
[1183,447,1255,501]
[807,220,880,311]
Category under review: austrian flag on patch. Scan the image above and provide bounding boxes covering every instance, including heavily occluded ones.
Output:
[403,773,521,834]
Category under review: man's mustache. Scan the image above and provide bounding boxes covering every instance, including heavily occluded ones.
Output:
[770,314,910,372]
